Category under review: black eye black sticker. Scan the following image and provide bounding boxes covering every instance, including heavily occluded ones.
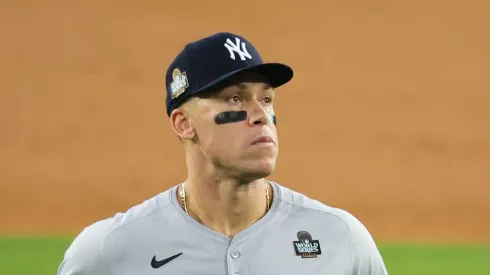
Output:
[214,111,277,126]
[269,114,277,126]
[214,111,248,124]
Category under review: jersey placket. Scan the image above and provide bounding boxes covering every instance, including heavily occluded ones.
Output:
[226,244,244,275]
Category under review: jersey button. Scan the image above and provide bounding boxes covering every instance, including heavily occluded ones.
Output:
[230,250,240,258]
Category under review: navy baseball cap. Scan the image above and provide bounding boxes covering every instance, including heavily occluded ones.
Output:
[165,32,294,116]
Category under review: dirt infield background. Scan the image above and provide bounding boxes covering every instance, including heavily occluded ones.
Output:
[1,0,489,243]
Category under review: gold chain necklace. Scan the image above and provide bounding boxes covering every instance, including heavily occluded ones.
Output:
[179,182,271,214]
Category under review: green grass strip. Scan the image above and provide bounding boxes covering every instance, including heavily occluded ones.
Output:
[0,237,489,275]
[0,236,72,275]
[380,243,490,275]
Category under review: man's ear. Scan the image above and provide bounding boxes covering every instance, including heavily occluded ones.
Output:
[169,108,195,140]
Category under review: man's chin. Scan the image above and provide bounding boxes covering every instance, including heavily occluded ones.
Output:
[239,161,276,182]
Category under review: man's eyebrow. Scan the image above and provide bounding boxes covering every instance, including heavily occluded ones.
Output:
[231,83,273,90]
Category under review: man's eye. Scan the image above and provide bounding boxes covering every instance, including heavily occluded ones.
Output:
[263,97,272,104]
[228,96,241,104]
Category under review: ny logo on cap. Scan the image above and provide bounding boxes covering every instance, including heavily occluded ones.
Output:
[224,37,252,61]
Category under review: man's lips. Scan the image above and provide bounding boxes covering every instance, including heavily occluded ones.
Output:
[252,136,275,145]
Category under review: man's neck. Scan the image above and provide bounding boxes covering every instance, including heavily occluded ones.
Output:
[179,174,271,238]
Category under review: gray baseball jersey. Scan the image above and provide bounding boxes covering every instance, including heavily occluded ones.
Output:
[58,181,388,275]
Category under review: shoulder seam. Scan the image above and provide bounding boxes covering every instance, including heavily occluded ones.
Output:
[101,198,173,251]
[101,209,161,251]
[280,195,353,224]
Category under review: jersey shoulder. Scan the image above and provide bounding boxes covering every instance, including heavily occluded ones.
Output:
[275,182,388,275]
[276,182,379,245]
[57,187,176,275]
[277,182,363,228]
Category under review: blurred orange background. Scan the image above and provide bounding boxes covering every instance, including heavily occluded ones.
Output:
[1,0,489,243]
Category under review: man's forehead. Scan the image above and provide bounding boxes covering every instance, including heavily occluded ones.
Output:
[226,74,274,92]
[225,82,273,92]
[197,73,274,99]
[222,71,272,89]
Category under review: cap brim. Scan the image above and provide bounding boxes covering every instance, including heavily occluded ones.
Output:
[190,62,293,96]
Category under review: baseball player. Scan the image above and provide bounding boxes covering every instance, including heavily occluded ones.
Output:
[58,32,389,275]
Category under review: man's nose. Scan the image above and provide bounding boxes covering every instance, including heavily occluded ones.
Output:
[248,100,270,126]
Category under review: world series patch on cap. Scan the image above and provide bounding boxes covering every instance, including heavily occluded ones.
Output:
[170,68,189,99]
[165,32,294,116]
